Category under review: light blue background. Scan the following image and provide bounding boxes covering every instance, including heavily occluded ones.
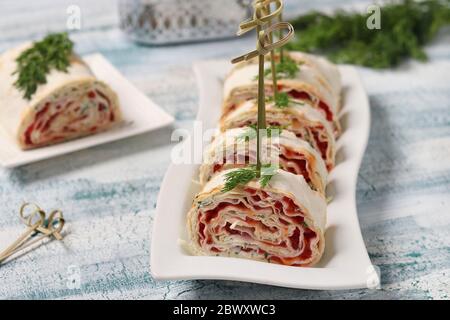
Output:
[0,0,449,299]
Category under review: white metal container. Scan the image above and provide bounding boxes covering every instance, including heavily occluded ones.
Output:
[119,0,251,45]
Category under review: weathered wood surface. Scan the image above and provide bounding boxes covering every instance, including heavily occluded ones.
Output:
[0,0,449,299]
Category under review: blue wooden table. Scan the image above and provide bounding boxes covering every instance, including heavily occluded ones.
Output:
[0,0,449,299]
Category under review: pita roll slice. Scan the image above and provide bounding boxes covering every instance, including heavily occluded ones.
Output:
[223,51,342,136]
[187,169,327,267]
[200,127,327,194]
[221,100,336,171]
[0,43,123,150]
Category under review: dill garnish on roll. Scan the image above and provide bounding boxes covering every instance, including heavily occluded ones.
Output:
[0,33,123,150]
[186,0,334,267]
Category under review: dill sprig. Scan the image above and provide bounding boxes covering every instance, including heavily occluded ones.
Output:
[272,92,289,108]
[262,56,300,79]
[228,1,291,193]
[259,164,279,187]
[13,32,74,99]
[237,125,284,141]
[237,124,257,142]
[266,92,305,108]
[274,57,300,78]
[222,167,257,192]
[266,125,284,138]
[222,164,279,192]
[288,0,450,68]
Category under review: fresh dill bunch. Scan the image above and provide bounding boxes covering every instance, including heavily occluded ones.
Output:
[222,164,279,192]
[288,0,450,68]
[13,32,74,99]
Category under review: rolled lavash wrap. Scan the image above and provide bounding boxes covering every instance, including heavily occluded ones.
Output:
[187,169,326,267]
[0,42,122,150]
[199,127,327,194]
[221,99,336,171]
[223,51,341,136]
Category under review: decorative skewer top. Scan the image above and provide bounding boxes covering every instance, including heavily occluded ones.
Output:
[232,0,294,63]
[223,0,296,192]
[0,203,65,265]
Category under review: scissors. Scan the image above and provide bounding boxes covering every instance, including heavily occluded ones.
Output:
[0,203,65,264]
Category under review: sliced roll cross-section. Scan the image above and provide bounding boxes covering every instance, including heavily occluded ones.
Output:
[221,100,336,170]
[223,51,341,136]
[200,127,327,194]
[0,43,123,150]
[187,169,327,267]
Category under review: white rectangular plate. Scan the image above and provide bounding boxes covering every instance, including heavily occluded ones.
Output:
[151,60,377,290]
[0,53,174,168]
